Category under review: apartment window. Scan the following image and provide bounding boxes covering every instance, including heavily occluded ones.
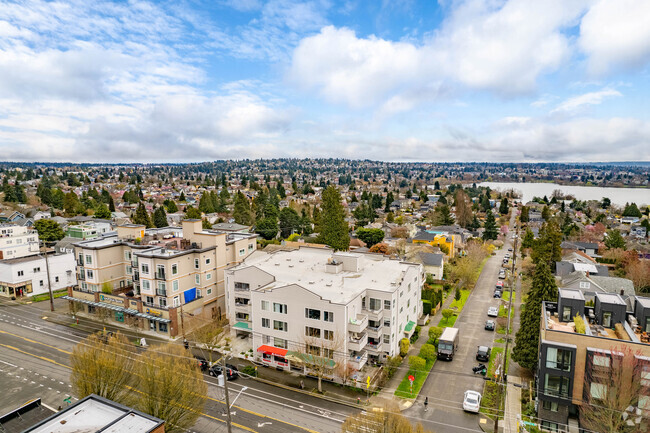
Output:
[234,282,250,291]
[384,299,391,310]
[173,296,180,307]
[541,421,559,432]
[124,251,131,260]
[546,347,572,371]
[324,330,334,340]
[86,269,94,279]
[323,348,335,359]
[195,274,200,285]
[126,265,132,275]
[306,345,320,356]
[142,280,150,290]
[369,298,381,311]
[194,258,199,269]
[17,270,24,277]
[141,263,149,274]
[156,265,165,278]
[159,297,167,308]
[33,267,41,273]
[383,319,390,327]
[263,335,271,344]
[641,366,650,387]
[239,248,246,256]
[593,354,611,368]
[362,297,366,310]
[85,255,92,264]
[55,276,59,283]
[146,296,154,305]
[562,306,572,322]
[590,383,608,401]
[544,374,570,398]
[207,288,212,295]
[273,320,288,331]
[197,289,201,298]
[400,307,403,313]
[305,308,320,320]
[262,318,270,328]
[39,280,44,287]
[407,299,410,307]
[542,400,559,412]
[157,281,166,293]
[171,264,178,275]
[173,280,179,292]
[205,257,211,265]
[261,300,269,311]
[603,311,612,328]
[206,273,212,280]
[324,311,334,322]
[580,281,590,289]
[383,334,390,344]
[400,291,403,298]
[273,303,287,314]
[274,338,287,349]
[159,323,168,332]
[305,327,321,338]
[248,243,254,251]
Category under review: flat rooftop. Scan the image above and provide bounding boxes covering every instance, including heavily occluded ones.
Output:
[559,288,584,300]
[596,292,626,305]
[238,247,420,303]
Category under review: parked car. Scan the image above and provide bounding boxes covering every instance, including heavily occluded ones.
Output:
[499,272,506,280]
[485,320,496,331]
[493,290,502,299]
[195,357,209,372]
[463,390,482,413]
[508,248,513,252]
[487,306,499,317]
[476,346,491,362]
[496,281,504,288]
[209,364,238,380]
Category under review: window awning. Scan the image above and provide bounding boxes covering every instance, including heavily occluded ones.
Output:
[257,345,287,356]
[62,296,170,323]
[233,321,251,331]
[286,351,335,368]
[404,321,416,333]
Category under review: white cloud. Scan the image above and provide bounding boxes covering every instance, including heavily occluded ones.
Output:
[579,0,650,75]
[551,88,622,113]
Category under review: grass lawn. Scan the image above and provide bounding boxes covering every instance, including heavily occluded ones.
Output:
[498,304,514,319]
[480,347,507,418]
[502,291,516,302]
[31,289,68,302]
[395,359,435,398]
[449,290,470,311]
[438,314,458,328]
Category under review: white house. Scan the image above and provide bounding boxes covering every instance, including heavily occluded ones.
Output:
[225,247,423,380]
[0,224,40,260]
[0,252,77,298]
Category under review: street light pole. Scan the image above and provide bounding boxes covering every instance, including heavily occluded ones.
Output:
[222,356,233,433]
[41,241,54,312]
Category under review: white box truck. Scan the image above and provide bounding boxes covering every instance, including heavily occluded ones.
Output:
[437,327,459,361]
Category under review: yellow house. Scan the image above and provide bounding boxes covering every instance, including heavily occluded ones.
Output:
[412,231,455,257]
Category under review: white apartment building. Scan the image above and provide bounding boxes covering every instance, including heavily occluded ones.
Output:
[0,252,77,298]
[0,224,40,260]
[225,247,423,380]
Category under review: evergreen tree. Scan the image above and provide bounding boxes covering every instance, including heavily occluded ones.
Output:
[153,206,168,228]
[499,197,509,215]
[198,193,214,214]
[133,203,153,228]
[108,196,115,212]
[431,204,455,226]
[622,202,642,218]
[2,177,16,202]
[318,186,350,251]
[184,206,202,220]
[512,260,558,370]
[64,192,83,216]
[33,219,65,242]
[255,217,279,240]
[482,210,498,240]
[519,205,529,222]
[531,222,562,268]
[164,199,178,213]
[94,202,111,219]
[541,205,551,221]
[469,214,481,230]
[179,191,186,202]
[13,184,27,203]
[521,228,535,249]
[604,229,626,250]
[278,207,301,238]
[480,194,491,212]
[232,191,252,225]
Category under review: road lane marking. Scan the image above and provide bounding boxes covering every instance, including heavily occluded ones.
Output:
[0,330,72,355]
[0,360,17,367]
[0,344,71,369]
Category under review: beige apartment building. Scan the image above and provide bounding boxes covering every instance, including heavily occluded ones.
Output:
[225,247,423,382]
[65,220,257,337]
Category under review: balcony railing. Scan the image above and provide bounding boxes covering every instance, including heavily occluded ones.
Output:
[348,314,368,333]
[156,289,167,297]
[234,284,250,292]
[155,271,166,280]
[133,271,139,281]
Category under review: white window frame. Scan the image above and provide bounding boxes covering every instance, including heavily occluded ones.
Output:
[195,274,200,285]
[173,280,179,292]
[171,263,178,275]
[261,300,269,311]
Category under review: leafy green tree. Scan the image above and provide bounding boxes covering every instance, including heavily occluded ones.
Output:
[255,217,279,240]
[521,228,535,249]
[600,197,611,209]
[153,206,168,228]
[428,327,443,346]
[441,309,454,325]
[512,258,558,370]
[355,228,385,247]
[622,202,642,218]
[408,355,426,371]
[482,210,498,240]
[278,207,301,238]
[64,192,84,216]
[94,202,111,219]
[133,203,153,227]
[184,206,202,220]
[33,219,65,242]
[13,184,27,203]
[419,344,436,362]
[604,229,626,250]
[318,186,350,251]
[232,191,253,225]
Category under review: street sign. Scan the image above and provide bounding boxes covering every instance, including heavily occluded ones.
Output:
[366,375,370,389]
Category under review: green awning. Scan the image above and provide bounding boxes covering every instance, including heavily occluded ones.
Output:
[286,351,336,368]
[404,321,416,333]
[233,321,251,331]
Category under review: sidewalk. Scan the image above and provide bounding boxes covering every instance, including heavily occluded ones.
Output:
[503,376,522,433]
[373,287,457,408]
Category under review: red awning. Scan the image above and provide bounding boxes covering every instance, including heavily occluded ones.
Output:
[256,345,288,356]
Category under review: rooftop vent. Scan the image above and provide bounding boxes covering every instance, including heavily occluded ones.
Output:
[309,281,315,284]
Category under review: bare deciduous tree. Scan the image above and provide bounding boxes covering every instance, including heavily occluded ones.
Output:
[190,318,227,365]
[341,403,435,433]
[296,331,344,393]
[70,332,134,404]
[134,344,207,433]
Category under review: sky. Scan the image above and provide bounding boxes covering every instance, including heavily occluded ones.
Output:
[0,0,649,163]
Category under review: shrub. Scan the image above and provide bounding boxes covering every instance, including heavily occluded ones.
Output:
[422,300,432,316]
[443,283,452,292]
[399,338,410,357]
[240,366,257,377]
[574,314,586,334]
[442,309,454,322]
[428,326,443,346]
[419,344,436,361]
[454,289,461,301]
[408,355,426,371]
[425,273,435,285]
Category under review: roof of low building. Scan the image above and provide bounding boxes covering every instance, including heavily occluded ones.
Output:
[419,252,444,267]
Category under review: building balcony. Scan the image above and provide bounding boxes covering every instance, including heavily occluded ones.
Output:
[155,271,166,280]
[349,350,368,370]
[366,340,383,353]
[132,271,139,281]
[364,308,383,322]
[348,332,368,352]
[156,289,167,297]
[348,314,368,333]
[367,324,383,338]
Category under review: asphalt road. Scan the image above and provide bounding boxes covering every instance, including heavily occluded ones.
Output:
[0,299,355,433]
[404,214,517,432]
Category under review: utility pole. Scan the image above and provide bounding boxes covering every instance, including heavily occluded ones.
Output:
[41,241,54,312]
[495,220,518,433]
[222,357,233,433]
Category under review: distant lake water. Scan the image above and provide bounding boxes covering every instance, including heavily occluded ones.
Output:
[477,182,650,207]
